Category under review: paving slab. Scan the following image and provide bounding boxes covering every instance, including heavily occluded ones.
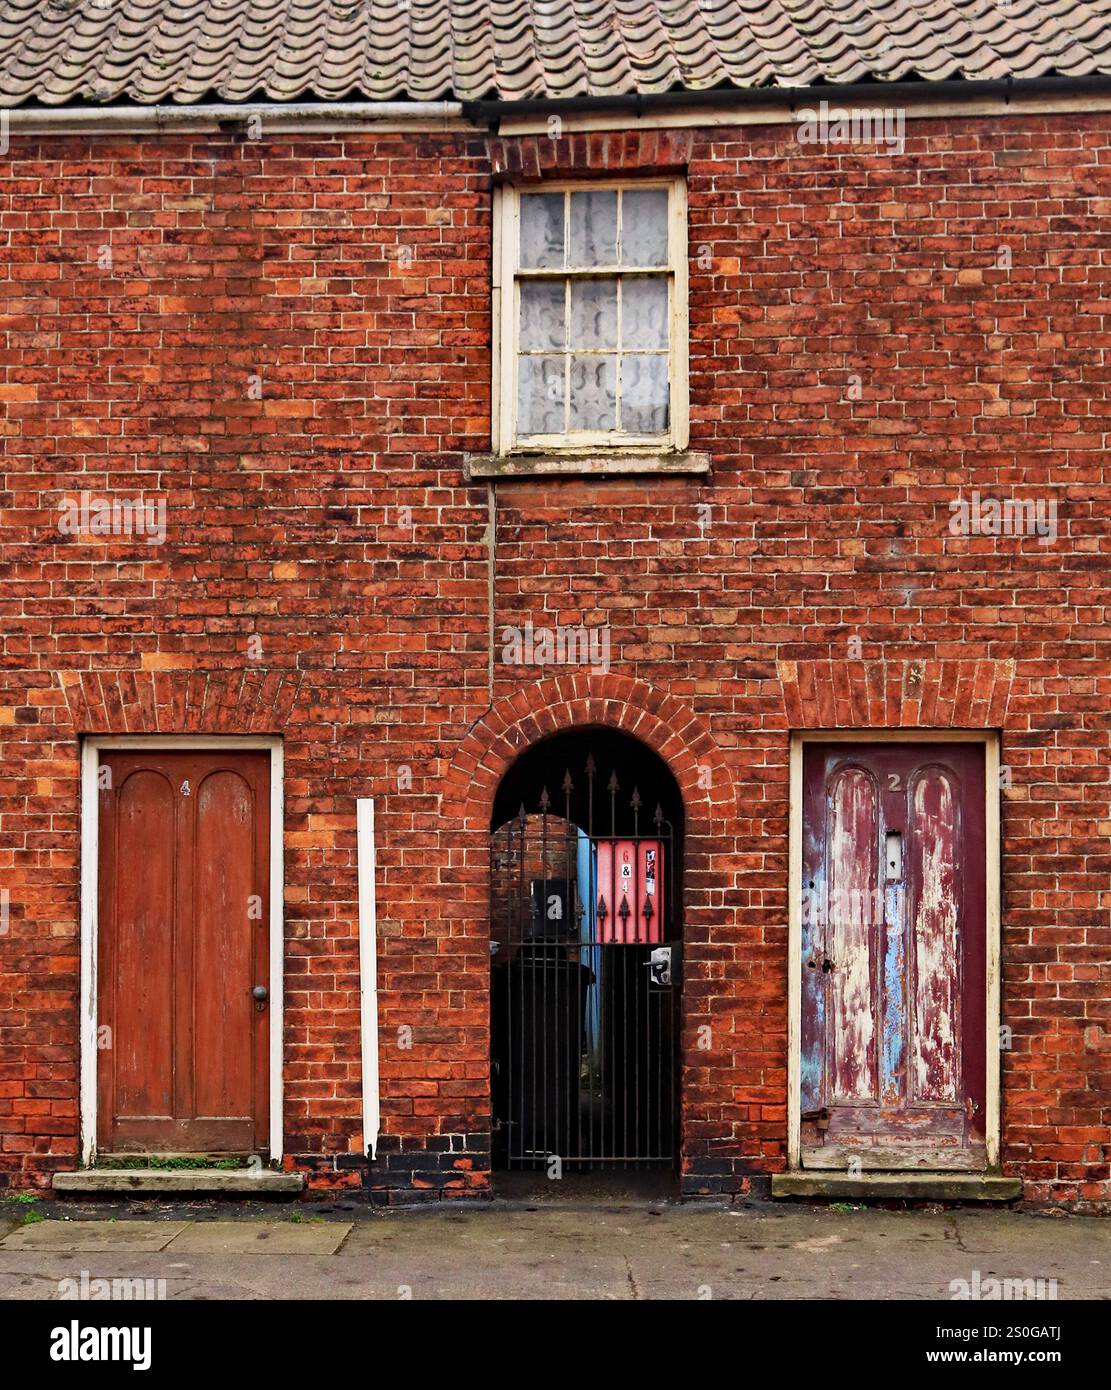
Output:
[163,1221,353,1255]
[0,1219,188,1252]
[954,1208,1109,1259]
[0,1215,24,1242]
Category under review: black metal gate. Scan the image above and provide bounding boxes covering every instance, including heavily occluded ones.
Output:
[491,753,679,1169]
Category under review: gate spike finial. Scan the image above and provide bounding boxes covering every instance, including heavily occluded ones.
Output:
[585,753,596,776]
[517,801,527,824]
[654,802,664,828]
[562,769,573,794]
[538,786,550,812]
[607,771,619,794]
[630,787,642,811]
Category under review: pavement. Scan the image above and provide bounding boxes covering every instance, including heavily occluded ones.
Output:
[0,1198,1107,1300]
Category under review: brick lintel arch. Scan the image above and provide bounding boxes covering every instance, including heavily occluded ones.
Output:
[447,673,734,834]
[56,667,305,734]
[778,658,1016,730]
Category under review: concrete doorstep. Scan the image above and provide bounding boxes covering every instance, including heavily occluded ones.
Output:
[52,1170,304,1195]
[771,1172,1024,1201]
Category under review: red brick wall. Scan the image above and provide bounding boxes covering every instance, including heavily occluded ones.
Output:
[1,115,1108,1207]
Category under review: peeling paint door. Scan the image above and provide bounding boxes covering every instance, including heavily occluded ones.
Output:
[97,750,270,1153]
[800,743,987,1170]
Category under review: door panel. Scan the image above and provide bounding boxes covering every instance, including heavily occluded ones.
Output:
[827,767,878,1103]
[97,749,271,1153]
[111,770,175,1123]
[910,768,960,1104]
[193,769,258,1134]
[801,742,987,1170]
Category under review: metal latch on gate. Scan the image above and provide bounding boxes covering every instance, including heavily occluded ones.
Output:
[801,1107,830,1133]
[644,945,679,987]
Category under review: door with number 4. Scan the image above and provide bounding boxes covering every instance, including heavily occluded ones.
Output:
[97,749,271,1153]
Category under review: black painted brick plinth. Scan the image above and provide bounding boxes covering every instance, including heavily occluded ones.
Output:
[366,1134,493,1205]
[680,1163,769,1202]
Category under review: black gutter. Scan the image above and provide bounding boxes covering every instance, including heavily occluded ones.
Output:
[461,72,1111,127]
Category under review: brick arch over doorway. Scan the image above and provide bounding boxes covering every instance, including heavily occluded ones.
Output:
[448,674,735,834]
[445,674,752,1199]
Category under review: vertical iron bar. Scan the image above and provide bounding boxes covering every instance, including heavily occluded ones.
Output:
[539,787,549,1165]
[618,778,628,1167]
[513,803,526,1165]
[658,812,666,1159]
[587,756,596,1167]
[589,826,597,1168]
[656,803,668,1162]
[632,809,640,1162]
[668,819,676,1162]
[605,834,613,1164]
[564,770,575,1171]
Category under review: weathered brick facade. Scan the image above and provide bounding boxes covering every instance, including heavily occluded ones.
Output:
[2,114,1109,1208]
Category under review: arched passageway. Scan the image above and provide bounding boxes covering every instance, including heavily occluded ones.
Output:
[489,728,684,1174]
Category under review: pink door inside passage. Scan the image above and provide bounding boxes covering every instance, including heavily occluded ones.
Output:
[800,742,987,1170]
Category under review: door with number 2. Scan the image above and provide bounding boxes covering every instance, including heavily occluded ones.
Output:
[97,749,271,1153]
[800,741,988,1170]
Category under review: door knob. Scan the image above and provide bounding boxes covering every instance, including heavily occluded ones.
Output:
[252,985,268,1002]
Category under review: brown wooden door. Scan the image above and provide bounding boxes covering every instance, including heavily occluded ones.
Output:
[800,742,987,1170]
[97,749,271,1153]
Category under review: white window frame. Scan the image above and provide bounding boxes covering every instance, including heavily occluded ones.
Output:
[492,178,689,456]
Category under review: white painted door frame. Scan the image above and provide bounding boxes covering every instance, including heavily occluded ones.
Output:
[80,735,285,1165]
[786,730,1001,1172]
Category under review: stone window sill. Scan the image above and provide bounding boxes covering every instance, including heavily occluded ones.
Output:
[463,450,711,481]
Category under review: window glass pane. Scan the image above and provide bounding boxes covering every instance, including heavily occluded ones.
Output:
[621,276,668,350]
[569,190,618,267]
[517,354,566,434]
[621,355,669,433]
[570,355,617,431]
[570,277,618,349]
[520,193,564,269]
[519,280,566,350]
[620,189,669,266]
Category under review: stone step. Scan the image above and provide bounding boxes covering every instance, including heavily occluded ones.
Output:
[54,1169,304,1195]
[771,1171,1023,1202]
